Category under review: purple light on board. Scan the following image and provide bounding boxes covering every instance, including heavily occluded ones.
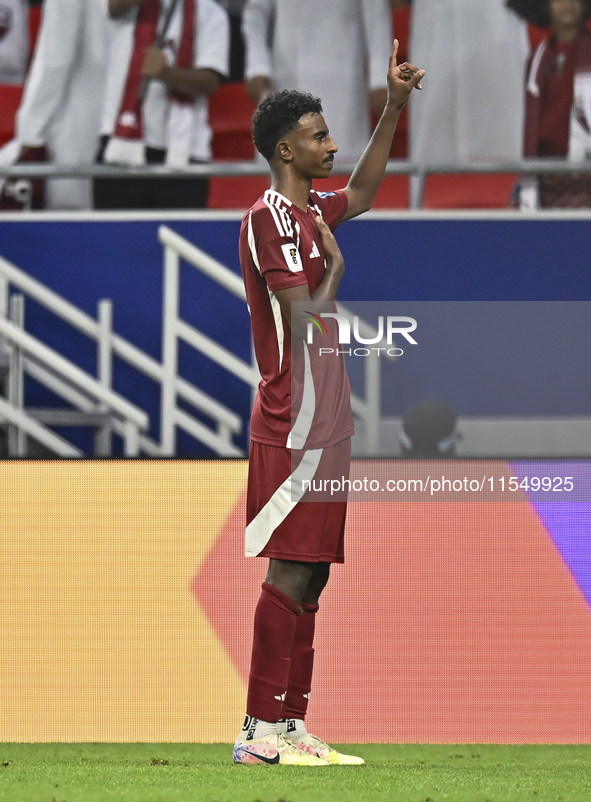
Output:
[511,461,591,608]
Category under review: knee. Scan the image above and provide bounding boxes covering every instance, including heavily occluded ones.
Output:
[303,562,331,605]
[265,559,313,605]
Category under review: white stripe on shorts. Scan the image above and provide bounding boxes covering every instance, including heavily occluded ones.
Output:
[286,342,315,450]
[245,448,323,557]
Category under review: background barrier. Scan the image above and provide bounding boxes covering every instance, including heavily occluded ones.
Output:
[2,213,591,455]
[2,458,590,743]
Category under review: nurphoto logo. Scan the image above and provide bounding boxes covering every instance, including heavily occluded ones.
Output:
[302,311,418,357]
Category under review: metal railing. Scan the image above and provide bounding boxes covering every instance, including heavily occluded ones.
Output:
[0,395,83,456]
[158,226,247,456]
[0,248,243,456]
[0,287,148,456]
[1,158,590,209]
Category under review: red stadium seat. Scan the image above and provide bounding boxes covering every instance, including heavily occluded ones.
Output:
[0,84,24,147]
[310,175,410,209]
[209,175,410,210]
[208,175,516,211]
[207,176,270,208]
[209,82,256,161]
[207,174,514,211]
[310,175,514,210]
[373,175,409,207]
[207,82,266,207]
[422,174,517,209]
[207,175,409,211]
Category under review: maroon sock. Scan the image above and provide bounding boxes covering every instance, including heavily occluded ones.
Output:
[246,582,300,723]
[281,600,318,721]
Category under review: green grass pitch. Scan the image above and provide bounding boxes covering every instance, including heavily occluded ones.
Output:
[1,743,590,802]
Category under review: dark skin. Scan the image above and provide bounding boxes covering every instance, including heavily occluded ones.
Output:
[263,41,424,605]
[548,0,585,41]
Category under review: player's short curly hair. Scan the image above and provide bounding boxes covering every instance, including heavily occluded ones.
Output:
[252,90,323,162]
[506,0,591,29]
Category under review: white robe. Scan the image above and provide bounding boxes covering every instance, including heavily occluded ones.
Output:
[0,0,28,85]
[409,0,529,164]
[13,0,111,209]
[242,0,392,161]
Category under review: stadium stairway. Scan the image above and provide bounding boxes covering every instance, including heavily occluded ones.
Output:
[0,243,245,458]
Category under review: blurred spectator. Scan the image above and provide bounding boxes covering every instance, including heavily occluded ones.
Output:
[216,0,246,81]
[95,0,229,209]
[409,0,530,164]
[400,400,458,458]
[0,0,28,85]
[509,0,591,208]
[242,0,392,162]
[0,0,112,210]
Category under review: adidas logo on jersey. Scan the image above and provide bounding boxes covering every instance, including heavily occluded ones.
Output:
[309,241,321,258]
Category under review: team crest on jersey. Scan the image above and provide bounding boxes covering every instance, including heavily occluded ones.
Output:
[281,242,303,272]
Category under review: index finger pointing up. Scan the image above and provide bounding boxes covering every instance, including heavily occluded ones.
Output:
[389,39,400,69]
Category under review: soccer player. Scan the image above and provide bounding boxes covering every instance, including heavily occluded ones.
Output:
[234,40,424,767]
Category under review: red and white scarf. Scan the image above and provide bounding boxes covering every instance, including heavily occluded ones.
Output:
[104,0,197,167]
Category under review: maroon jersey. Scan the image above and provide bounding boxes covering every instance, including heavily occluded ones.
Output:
[239,187,354,449]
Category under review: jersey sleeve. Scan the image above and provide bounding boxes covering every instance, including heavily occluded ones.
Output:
[312,189,349,231]
[257,236,309,292]
[249,207,309,292]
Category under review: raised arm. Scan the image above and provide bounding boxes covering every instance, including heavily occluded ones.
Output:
[342,40,424,221]
[273,218,344,340]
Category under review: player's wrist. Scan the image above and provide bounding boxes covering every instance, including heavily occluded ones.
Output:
[384,97,405,114]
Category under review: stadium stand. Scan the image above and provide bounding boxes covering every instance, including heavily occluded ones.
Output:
[206,4,534,210]
[0,6,564,211]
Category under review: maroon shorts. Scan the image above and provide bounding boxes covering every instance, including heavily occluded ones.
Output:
[245,439,351,563]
